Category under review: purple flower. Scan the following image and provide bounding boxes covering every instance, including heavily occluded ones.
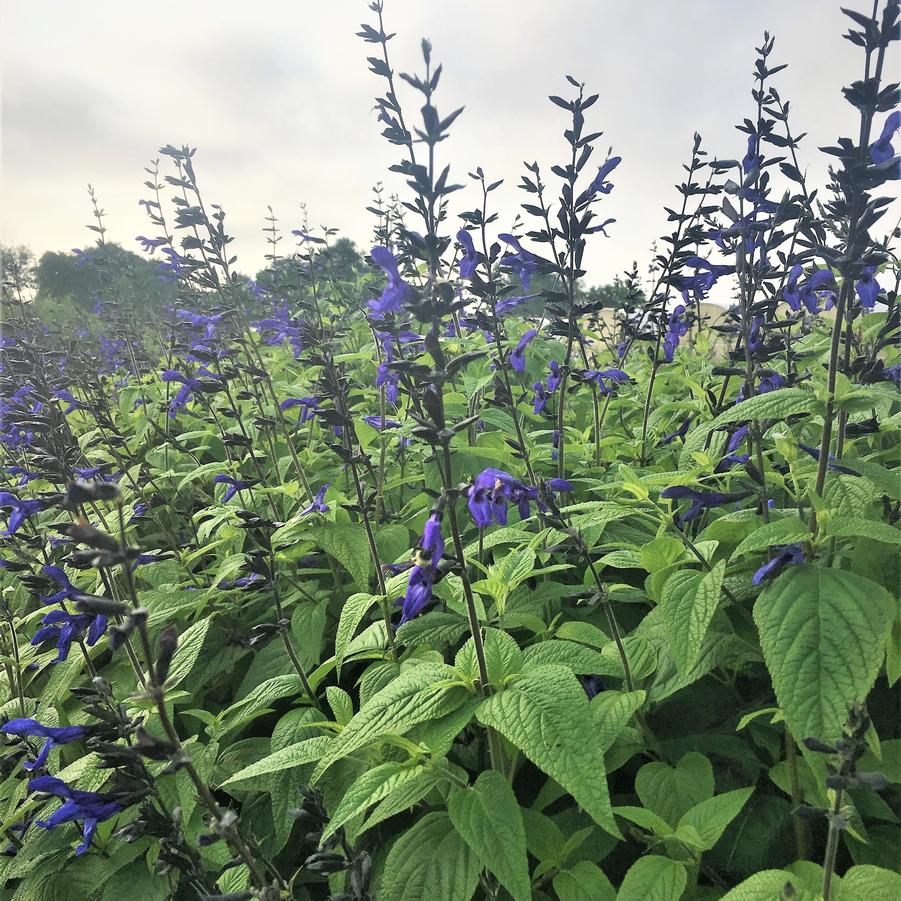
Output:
[752,544,804,585]
[280,396,318,423]
[663,305,688,362]
[467,468,539,528]
[364,415,402,430]
[586,155,621,197]
[457,229,479,280]
[0,493,47,536]
[32,609,107,664]
[742,134,763,174]
[659,416,693,446]
[160,370,209,418]
[367,247,416,315]
[797,443,859,476]
[869,111,900,165]
[5,466,40,487]
[419,512,445,568]
[376,359,400,405]
[544,479,573,494]
[736,372,785,403]
[660,486,733,525]
[39,565,81,606]
[581,368,630,393]
[511,329,538,373]
[498,235,538,291]
[783,266,835,314]
[52,390,81,415]
[855,266,882,310]
[213,474,250,503]
[495,294,536,316]
[546,361,562,394]
[1,719,86,772]
[715,425,751,473]
[217,573,265,590]
[28,775,123,855]
[532,381,548,414]
[578,675,606,700]
[255,304,303,359]
[301,484,329,516]
[398,564,436,625]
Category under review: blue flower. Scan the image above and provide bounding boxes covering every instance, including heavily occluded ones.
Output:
[869,111,900,165]
[544,478,573,494]
[855,266,882,310]
[301,484,330,516]
[752,544,804,585]
[0,493,47,536]
[660,486,733,525]
[467,468,539,528]
[1,719,86,772]
[715,425,751,472]
[581,368,630,393]
[213,474,250,503]
[280,396,318,423]
[28,775,123,855]
[363,415,402,430]
[495,294,536,316]
[39,565,81,606]
[218,573,265,590]
[577,675,606,699]
[585,155,621,197]
[659,416,693,446]
[741,134,763,174]
[32,608,108,664]
[457,229,479,279]
[398,512,445,624]
[255,304,303,358]
[498,235,538,290]
[367,247,416,315]
[736,372,784,403]
[511,329,538,373]
[52,390,81,415]
[663,305,688,362]
[532,381,547,414]
[783,266,835,314]
[547,360,562,393]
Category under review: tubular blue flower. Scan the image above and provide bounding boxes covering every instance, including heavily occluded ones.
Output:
[301,484,330,516]
[255,304,303,359]
[363,415,402,430]
[532,381,547,414]
[659,416,693,446]
[160,370,204,418]
[586,155,621,197]
[544,478,573,494]
[32,608,107,663]
[742,134,763,174]
[418,512,445,568]
[1,719,86,772]
[663,305,688,362]
[752,544,804,585]
[511,329,538,373]
[551,429,560,461]
[660,486,734,525]
[883,364,901,386]
[577,675,606,700]
[6,466,40,486]
[498,234,538,290]
[280,395,318,423]
[39,565,81,606]
[797,443,859,476]
[376,359,400,405]
[869,110,900,164]
[28,775,123,855]
[213,474,250,503]
[217,573,265,590]
[367,246,416,315]
[715,425,751,472]
[456,229,479,279]
[0,493,47,536]
[736,372,785,403]
[52,390,81,415]
[495,294,536,316]
[467,468,539,528]
[855,266,882,310]
[546,360,562,393]
[581,368,630,394]
[783,267,835,314]
[398,564,436,625]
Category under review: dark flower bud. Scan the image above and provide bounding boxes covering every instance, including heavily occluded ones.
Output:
[857,771,889,791]
[801,736,837,754]
[155,625,179,685]
[75,594,128,617]
[304,851,348,874]
[792,804,826,821]
[62,519,120,553]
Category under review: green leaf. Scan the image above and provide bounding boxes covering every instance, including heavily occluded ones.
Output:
[612,805,674,838]
[837,864,901,900]
[822,518,901,545]
[522,640,612,675]
[378,812,480,901]
[635,752,714,826]
[754,566,895,744]
[720,870,807,900]
[616,855,687,901]
[676,787,754,850]
[455,628,523,684]
[311,664,467,781]
[220,736,331,786]
[322,761,430,842]
[713,387,819,427]
[731,516,810,559]
[823,474,875,518]
[476,665,620,837]
[165,618,213,689]
[447,771,530,901]
[553,861,616,901]
[591,690,646,752]
[660,561,725,675]
[335,592,379,675]
[317,522,372,589]
[357,767,447,837]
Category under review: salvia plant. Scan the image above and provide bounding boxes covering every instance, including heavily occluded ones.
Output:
[0,2,899,899]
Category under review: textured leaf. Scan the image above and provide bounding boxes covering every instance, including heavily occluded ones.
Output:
[731,516,810,559]
[448,771,530,901]
[591,690,646,752]
[660,561,725,675]
[357,767,447,837]
[721,870,811,900]
[165,618,213,689]
[220,735,331,786]
[754,566,895,744]
[616,855,687,901]
[713,387,818,427]
[379,812,480,901]
[837,864,901,900]
[312,664,467,781]
[522,639,611,675]
[317,522,372,589]
[335,592,379,675]
[476,666,619,837]
[677,787,754,850]
[553,861,616,901]
[635,752,714,826]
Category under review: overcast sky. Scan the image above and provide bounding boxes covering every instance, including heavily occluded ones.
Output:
[0,1,873,287]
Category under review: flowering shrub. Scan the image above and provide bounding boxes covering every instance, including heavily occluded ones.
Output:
[0,2,899,899]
